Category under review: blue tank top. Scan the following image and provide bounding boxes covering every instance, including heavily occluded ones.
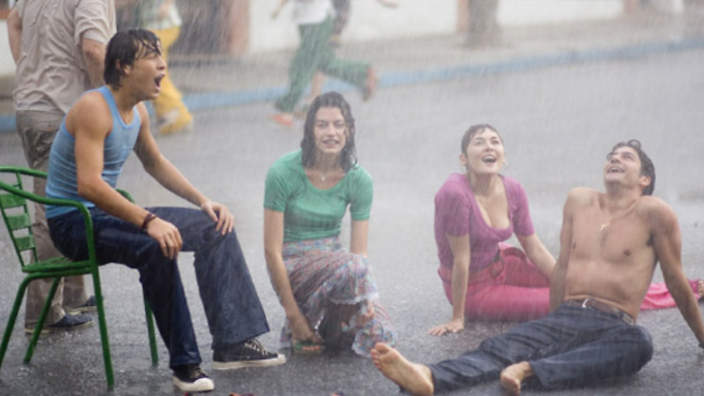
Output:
[46,86,141,218]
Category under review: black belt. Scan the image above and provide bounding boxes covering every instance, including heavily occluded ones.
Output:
[565,298,635,325]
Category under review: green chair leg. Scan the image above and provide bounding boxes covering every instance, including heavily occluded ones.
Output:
[143,295,158,367]
[91,269,114,389]
[24,277,60,363]
[1,168,156,388]
[0,277,33,370]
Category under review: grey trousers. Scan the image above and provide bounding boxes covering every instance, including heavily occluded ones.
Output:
[15,110,88,327]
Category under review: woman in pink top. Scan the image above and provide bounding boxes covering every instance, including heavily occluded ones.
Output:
[430,124,702,336]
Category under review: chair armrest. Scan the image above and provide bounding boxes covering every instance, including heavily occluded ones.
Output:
[0,179,89,214]
[0,165,48,179]
[116,188,135,203]
[0,172,97,264]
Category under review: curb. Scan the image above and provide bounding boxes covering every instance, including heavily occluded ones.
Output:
[2,36,704,134]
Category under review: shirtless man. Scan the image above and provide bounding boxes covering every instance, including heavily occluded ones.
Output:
[371,139,704,395]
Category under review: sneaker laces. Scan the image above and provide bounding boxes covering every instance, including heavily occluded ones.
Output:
[175,364,207,380]
[244,339,267,355]
[190,366,206,379]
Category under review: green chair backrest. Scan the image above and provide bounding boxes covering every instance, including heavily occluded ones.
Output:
[0,168,39,268]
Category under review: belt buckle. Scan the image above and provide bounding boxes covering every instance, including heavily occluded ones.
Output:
[581,298,591,309]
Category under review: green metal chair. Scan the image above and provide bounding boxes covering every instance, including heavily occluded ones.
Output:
[0,166,158,389]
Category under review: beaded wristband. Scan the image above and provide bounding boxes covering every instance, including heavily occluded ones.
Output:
[141,212,157,231]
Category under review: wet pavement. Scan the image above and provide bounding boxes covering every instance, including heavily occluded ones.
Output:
[2,7,704,396]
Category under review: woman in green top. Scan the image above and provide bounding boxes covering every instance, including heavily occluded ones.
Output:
[264,92,395,356]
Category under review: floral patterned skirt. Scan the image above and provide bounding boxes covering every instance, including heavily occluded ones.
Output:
[280,236,395,356]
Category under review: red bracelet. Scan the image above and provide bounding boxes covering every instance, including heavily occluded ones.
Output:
[141,212,157,231]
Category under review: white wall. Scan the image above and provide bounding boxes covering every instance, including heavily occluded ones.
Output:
[0,1,626,74]
[249,0,623,53]
[0,21,14,75]
[498,0,623,26]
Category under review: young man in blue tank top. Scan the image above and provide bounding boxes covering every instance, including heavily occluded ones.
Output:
[44,29,285,392]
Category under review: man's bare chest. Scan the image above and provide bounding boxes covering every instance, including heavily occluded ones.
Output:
[571,209,652,263]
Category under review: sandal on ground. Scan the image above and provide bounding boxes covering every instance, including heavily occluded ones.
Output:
[291,340,325,355]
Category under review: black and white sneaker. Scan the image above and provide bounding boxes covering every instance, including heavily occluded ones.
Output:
[172,364,214,392]
[212,338,286,370]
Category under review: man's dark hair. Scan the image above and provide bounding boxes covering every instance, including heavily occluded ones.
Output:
[301,91,357,171]
[104,29,161,88]
[460,124,501,154]
[609,139,656,196]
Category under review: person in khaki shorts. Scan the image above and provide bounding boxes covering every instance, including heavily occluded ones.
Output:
[7,0,116,333]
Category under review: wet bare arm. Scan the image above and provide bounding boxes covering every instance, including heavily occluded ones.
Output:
[517,233,555,278]
[7,7,21,63]
[73,96,184,259]
[651,202,704,345]
[133,104,207,207]
[73,93,149,227]
[80,37,107,87]
[350,219,369,256]
[429,233,470,336]
[550,190,576,311]
[264,209,319,343]
[133,104,234,235]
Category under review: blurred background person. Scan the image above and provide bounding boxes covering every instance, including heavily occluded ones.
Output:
[298,0,398,119]
[7,0,116,333]
[136,0,193,135]
[330,0,351,46]
[270,0,398,127]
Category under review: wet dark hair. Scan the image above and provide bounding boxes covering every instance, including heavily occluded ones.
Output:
[460,123,501,154]
[104,29,161,89]
[301,92,357,171]
[609,139,655,196]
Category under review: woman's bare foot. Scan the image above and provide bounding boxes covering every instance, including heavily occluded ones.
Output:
[371,343,434,396]
[697,280,704,298]
[499,362,533,395]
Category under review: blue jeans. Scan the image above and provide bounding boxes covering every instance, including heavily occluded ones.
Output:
[429,304,653,392]
[48,206,270,369]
